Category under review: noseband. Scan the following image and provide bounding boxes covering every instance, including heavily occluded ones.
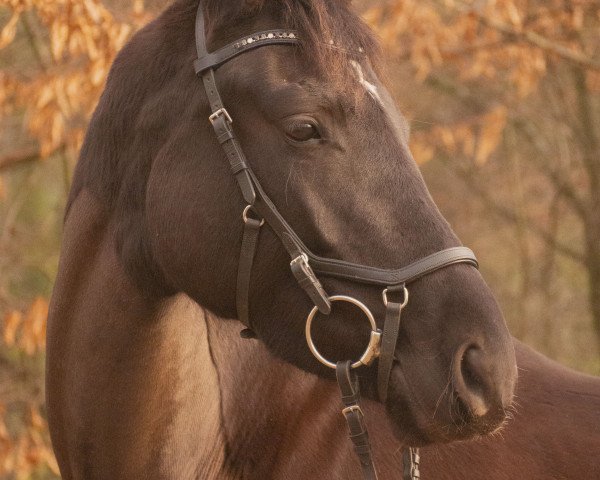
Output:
[194,4,478,479]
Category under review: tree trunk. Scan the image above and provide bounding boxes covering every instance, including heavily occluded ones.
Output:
[572,65,600,353]
[586,246,600,356]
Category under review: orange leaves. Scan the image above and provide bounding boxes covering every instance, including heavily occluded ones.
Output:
[0,0,144,159]
[410,106,508,165]
[409,137,435,164]
[45,0,133,63]
[20,297,48,355]
[0,404,59,478]
[361,0,597,169]
[1,298,54,477]
[2,297,48,355]
[49,19,69,61]
[476,106,508,165]
[364,0,597,92]
[2,310,22,347]
[0,12,20,49]
[491,0,524,30]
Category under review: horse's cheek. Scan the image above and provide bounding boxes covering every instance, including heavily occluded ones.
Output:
[144,153,240,315]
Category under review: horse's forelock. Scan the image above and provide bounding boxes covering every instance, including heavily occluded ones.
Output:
[205,0,382,89]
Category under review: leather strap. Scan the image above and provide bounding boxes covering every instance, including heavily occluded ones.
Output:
[193,2,300,72]
[309,246,478,287]
[246,166,478,286]
[377,286,405,403]
[194,30,299,75]
[337,361,378,480]
[290,254,331,314]
[202,71,257,205]
[236,216,262,330]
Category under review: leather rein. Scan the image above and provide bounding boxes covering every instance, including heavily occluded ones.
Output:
[193,4,478,479]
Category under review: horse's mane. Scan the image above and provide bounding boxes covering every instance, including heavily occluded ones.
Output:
[68,0,382,214]
[66,0,383,295]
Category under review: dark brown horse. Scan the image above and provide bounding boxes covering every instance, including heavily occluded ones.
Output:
[46,0,528,478]
[177,309,600,479]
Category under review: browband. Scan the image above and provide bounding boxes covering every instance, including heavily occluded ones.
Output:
[194,30,300,75]
[194,4,300,73]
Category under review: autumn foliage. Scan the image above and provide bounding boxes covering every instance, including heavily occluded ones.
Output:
[364,0,600,164]
[1,0,599,478]
[0,0,151,160]
[1,1,151,476]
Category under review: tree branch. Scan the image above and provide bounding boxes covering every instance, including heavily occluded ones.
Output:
[440,156,587,264]
[516,120,588,219]
[439,0,600,71]
[0,147,41,172]
[0,145,64,172]
[20,12,48,71]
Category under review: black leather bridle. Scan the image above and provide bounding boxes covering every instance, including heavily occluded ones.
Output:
[194,4,478,479]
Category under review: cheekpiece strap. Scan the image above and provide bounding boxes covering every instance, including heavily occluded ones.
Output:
[236,215,263,330]
[377,284,406,403]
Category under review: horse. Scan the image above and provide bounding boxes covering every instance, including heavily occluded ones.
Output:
[46,0,521,478]
[175,307,600,479]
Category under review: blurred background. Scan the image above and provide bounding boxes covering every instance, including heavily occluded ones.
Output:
[0,0,598,477]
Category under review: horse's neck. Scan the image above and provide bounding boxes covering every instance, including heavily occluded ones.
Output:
[48,190,403,480]
[204,313,405,480]
[48,191,600,479]
[47,191,229,478]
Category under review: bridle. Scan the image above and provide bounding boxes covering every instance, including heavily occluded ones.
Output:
[193,3,479,479]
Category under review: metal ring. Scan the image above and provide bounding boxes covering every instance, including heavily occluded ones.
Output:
[382,286,409,308]
[305,295,382,370]
[242,205,265,226]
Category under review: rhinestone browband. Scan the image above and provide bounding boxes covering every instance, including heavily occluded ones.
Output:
[234,32,298,49]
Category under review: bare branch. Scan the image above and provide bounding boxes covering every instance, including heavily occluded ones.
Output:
[517,121,588,218]
[440,156,587,264]
[0,147,41,172]
[20,12,48,71]
[0,145,64,172]
[439,0,600,71]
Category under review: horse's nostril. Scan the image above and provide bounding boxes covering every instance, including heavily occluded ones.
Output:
[454,344,494,418]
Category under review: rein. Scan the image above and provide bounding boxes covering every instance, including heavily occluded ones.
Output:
[193,4,478,479]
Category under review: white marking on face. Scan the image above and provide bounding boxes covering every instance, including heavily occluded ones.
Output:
[350,60,382,103]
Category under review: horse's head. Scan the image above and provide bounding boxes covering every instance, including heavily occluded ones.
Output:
[145,0,517,445]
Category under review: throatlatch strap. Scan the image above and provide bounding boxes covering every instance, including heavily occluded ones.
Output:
[236,217,262,332]
[336,361,378,480]
[403,447,421,480]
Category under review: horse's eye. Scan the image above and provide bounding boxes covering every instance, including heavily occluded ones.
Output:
[286,122,321,142]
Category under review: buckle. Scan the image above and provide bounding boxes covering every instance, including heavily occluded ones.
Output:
[342,404,364,418]
[242,205,265,226]
[382,285,409,308]
[290,253,309,268]
[290,253,331,314]
[209,107,233,125]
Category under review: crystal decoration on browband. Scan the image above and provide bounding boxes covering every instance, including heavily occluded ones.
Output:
[234,32,298,49]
